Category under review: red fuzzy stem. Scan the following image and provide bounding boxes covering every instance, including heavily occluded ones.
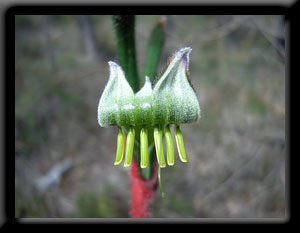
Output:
[130,159,158,218]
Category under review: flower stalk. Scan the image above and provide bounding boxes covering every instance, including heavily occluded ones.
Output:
[112,15,139,92]
[130,159,158,218]
[97,16,200,217]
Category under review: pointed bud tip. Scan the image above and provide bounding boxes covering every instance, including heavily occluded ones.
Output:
[145,76,150,82]
[144,76,152,88]
[108,61,124,72]
[168,47,192,67]
[180,47,192,59]
[135,76,153,98]
[178,47,192,67]
[180,47,192,54]
[108,61,118,67]
[108,61,119,72]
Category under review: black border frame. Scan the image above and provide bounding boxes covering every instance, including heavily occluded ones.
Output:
[3,2,295,228]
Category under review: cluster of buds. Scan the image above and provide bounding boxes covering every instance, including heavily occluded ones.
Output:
[97,47,200,169]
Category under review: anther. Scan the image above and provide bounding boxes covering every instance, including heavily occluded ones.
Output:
[124,127,135,167]
[154,125,166,168]
[174,125,188,162]
[140,126,148,168]
[114,127,125,165]
[164,124,175,166]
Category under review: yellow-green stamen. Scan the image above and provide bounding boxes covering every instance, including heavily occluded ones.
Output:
[164,124,174,166]
[124,127,135,167]
[154,125,166,168]
[140,126,148,168]
[114,127,125,165]
[175,125,188,162]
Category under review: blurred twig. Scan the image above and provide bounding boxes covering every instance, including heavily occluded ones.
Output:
[167,16,252,44]
[34,159,72,194]
[250,16,285,62]
[199,16,252,43]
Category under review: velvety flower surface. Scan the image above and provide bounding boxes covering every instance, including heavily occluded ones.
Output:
[97,47,201,168]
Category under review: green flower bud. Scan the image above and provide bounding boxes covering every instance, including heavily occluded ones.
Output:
[97,47,201,168]
[97,47,200,127]
[152,47,200,124]
[134,76,153,125]
[97,61,134,127]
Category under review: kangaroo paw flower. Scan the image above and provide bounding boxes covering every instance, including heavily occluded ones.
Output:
[97,47,200,168]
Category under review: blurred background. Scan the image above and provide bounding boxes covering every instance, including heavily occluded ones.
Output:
[15,15,285,218]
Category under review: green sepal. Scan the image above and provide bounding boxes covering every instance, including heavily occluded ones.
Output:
[97,47,201,128]
[97,62,134,127]
[152,47,200,125]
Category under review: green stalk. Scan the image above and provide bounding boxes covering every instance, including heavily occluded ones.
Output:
[139,18,166,178]
[113,15,142,175]
[143,17,165,83]
[112,16,165,180]
[112,15,139,92]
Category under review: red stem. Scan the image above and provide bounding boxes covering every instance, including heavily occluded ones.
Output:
[130,159,158,218]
